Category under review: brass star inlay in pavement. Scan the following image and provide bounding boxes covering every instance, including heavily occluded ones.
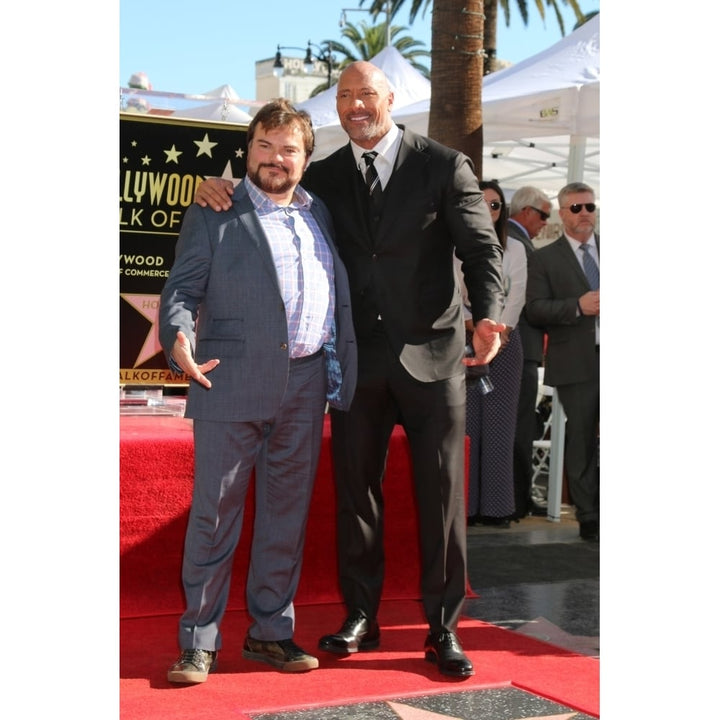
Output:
[386,702,580,720]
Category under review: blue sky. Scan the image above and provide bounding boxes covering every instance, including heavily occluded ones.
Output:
[120,0,600,99]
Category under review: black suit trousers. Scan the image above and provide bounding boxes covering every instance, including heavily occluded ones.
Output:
[555,350,600,522]
[329,322,468,633]
[513,359,540,515]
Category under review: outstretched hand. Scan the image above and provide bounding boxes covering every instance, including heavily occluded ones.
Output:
[462,318,506,367]
[170,331,220,388]
[194,177,234,212]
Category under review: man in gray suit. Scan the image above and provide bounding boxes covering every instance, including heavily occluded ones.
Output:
[525,182,600,541]
[506,186,552,518]
[159,99,357,684]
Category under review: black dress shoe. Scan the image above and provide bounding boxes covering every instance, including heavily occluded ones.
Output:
[318,609,380,654]
[579,520,599,541]
[424,631,474,678]
[478,515,511,528]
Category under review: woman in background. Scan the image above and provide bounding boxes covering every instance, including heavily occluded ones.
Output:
[461,181,527,526]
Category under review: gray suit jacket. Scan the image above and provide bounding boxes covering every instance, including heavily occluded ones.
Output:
[507,220,544,364]
[525,234,599,386]
[159,182,357,421]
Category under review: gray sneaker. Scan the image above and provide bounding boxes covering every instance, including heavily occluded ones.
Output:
[242,636,319,672]
[167,648,217,684]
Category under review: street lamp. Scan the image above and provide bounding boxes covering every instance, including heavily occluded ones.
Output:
[339,1,392,48]
[273,41,334,88]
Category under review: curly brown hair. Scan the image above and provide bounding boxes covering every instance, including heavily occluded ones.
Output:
[247,98,315,158]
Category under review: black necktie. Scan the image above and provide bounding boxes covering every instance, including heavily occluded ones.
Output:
[579,244,599,290]
[362,151,382,200]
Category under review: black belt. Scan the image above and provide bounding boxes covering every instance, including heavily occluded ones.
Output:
[290,348,323,364]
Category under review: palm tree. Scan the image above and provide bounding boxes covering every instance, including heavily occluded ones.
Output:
[360,0,586,173]
[364,1,584,73]
[485,1,584,73]
[313,19,430,97]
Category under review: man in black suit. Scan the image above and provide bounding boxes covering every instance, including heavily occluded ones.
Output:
[525,182,600,541]
[305,62,505,678]
[195,61,505,678]
[506,186,552,518]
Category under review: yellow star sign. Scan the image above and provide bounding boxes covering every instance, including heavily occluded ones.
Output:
[194,133,218,158]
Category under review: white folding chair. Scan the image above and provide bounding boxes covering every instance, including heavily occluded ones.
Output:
[531,369,565,522]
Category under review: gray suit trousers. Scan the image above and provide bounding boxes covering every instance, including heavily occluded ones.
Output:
[178,352,327,651]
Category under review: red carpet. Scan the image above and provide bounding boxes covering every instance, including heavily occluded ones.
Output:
[120,600,599,719]
[120,415,473,619]
[120,416,598,718]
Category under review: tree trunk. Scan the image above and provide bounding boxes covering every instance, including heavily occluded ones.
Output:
[428,0,484,175]
[483,0,498,74]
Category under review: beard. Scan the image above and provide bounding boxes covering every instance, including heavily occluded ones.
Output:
[247,164,294,195]
[341,116,386,144]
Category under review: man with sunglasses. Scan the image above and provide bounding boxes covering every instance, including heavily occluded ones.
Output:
[505,186,552,520]
[525,182,600,542]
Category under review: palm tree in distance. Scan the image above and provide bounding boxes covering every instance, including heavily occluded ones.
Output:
[359,0,587,174]
[313,19,430,97]
[363,0,585,74]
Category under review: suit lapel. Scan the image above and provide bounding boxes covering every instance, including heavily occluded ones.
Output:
[560,235,590,289]
[230,190,282,296]
[371,131,428,245]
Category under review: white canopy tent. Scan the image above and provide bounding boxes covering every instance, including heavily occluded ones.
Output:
[303,15,599,200]
[120,82,261,120]
[174,100,253,123]
[467,12,599,198]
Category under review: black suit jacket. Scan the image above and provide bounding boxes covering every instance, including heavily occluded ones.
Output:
[303,126,504,382]
[525,234,599,386]
[506,221,544,364]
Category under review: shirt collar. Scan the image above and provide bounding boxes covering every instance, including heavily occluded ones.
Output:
[244,175,313,214]
[350,122,402,172]
[566,232,598,253]
[507,218,530,239]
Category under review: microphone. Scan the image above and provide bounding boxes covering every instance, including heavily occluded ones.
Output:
[464,342,494,395]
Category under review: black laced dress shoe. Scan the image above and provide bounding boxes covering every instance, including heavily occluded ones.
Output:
[424,631,474,678]
[318,609,380,654]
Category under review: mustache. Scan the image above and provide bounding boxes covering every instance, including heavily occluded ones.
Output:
[258,162,288,173]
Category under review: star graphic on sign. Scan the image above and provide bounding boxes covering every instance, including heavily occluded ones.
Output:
[213,159,243,188]
[194,133,218,158]
[141,155,151,165]
[120,293,163,367]
[235,147,245,159]
[164,145,182,164]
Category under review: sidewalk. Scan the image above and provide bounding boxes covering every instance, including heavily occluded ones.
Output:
[464,503,600,658]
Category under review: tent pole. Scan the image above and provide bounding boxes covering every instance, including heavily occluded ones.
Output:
[567,135,587,183]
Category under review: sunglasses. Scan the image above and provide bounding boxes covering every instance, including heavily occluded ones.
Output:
[528,206,550,221]
[488,201,502,211]
[564,203,596,214]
